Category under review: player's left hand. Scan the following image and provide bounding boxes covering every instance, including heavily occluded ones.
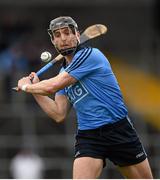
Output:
[18,76,32,90]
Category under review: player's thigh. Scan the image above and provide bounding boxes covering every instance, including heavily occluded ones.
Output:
[73,157,103,179]
[118,158,153,179]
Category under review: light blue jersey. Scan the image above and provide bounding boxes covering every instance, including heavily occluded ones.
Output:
[56,46,128,130]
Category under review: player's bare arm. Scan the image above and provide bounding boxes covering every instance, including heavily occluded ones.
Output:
[17,71,77,95]
[28,72,72,122]
[33,94,71,123]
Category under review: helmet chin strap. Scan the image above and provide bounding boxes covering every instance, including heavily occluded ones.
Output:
[57,46,77,56]
[53,40,80,56]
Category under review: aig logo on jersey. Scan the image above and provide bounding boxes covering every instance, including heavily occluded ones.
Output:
[65,81,89,105]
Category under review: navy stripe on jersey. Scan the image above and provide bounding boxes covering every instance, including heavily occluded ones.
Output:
[62,47,86,68]
[65,47,89,72]
[68,47,92,72]
[70,48,92,72]
[66,47,92,73]
[65,47,87,71]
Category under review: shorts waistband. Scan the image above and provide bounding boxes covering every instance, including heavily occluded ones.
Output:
[78,116,129,133]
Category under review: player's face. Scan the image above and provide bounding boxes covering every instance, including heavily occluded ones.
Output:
[52,27,80,51]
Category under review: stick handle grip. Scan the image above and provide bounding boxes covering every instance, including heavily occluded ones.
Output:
[12,57,61,92]
[36,61,54,76]
[36,54,63,76]
[12,62,54,91]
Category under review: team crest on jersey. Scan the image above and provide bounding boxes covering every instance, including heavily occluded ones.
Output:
[65,81,89,105]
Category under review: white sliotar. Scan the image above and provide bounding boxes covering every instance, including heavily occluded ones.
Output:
[40,51,52,62]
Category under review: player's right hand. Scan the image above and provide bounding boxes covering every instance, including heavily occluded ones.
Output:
[29,72,40,84]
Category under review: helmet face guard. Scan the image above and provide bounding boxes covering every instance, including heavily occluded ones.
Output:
[48,16,79,56]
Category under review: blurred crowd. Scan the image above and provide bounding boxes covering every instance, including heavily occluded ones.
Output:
[0,15,56,103]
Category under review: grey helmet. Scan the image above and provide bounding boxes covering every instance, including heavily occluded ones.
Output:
[48,16,79,56]
[48,16,78,33]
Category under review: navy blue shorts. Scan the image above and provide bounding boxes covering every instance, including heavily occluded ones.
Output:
[74,117,147,167]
